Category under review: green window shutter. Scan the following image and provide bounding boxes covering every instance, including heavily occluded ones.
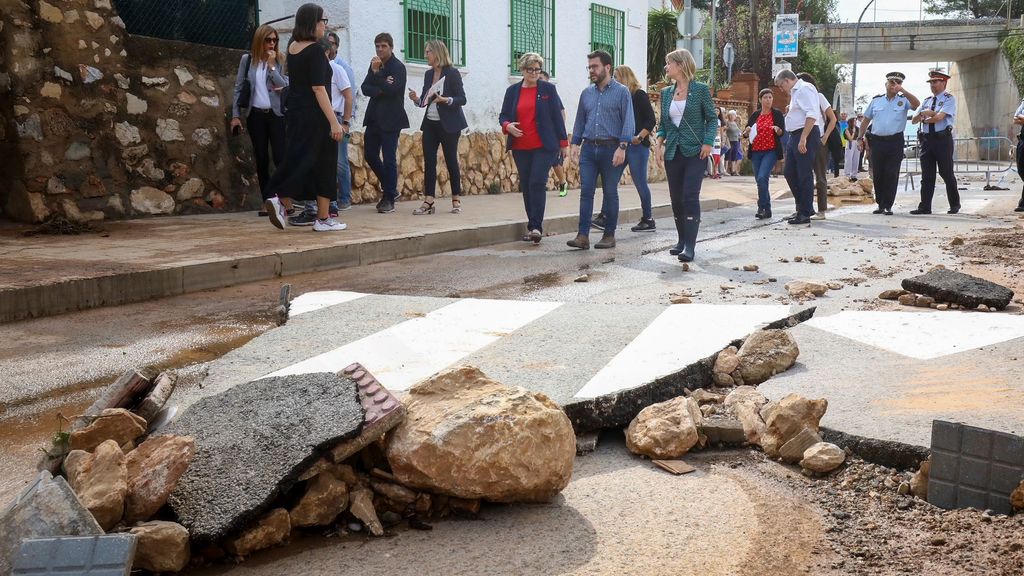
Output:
[590,4,624,66]
[403,0,465,66]
[509,0,556,76]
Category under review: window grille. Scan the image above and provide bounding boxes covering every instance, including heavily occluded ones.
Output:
[509,0,555,76]
[403,0,465,66]
[590,3,624,66]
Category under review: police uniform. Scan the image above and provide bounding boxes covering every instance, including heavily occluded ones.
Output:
[863,72,911,214]
[912,70,960,214]
[1014,97,1024,212]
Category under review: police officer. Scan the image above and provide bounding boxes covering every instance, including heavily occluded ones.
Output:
[1013,96,1024,212]
[858,72,921,215]
[910,70,960,214]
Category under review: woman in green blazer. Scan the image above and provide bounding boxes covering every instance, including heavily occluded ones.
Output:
[656,49,718,263]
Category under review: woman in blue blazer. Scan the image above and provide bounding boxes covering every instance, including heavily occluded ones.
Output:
[499,53,568,244]
[408,39,468,214]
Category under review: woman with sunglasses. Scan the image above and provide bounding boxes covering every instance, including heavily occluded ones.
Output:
[499,52,568,244]
[231,24,289,203]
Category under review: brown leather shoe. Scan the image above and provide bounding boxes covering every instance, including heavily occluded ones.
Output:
[594,234,616,249]
[566,234,590,250]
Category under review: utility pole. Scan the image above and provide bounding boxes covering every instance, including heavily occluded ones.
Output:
[851,0,877,120]
[710,0,716,93]
[750,0,759,84]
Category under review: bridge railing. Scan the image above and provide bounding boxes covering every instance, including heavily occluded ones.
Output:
[900,136,1015,190]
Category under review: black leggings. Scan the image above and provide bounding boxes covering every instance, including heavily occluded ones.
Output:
[247,109,286,201]
[422,118,462,197]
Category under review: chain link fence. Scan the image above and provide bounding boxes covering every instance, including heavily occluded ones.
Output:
[112,0,259,50]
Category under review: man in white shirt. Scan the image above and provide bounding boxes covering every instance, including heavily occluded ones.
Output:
[775,69,821,225]
[328,38,354,213]
[797,73,838,219]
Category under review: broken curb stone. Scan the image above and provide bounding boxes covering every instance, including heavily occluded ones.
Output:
[164,372,363,541]
[626,396,702,459]
[386,366,575,503]
[724,386,768,445]
[779,428,823,464]
[134,372,176,423]
[0,471,103,576]
[128,521,190,573]
[328,363,406,464]
[902,268,1014,310]
[64,440,128,531]
[12,534,136,576]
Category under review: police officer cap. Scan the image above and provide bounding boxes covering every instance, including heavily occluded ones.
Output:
[928,69,951,81]
[885,71,906,83]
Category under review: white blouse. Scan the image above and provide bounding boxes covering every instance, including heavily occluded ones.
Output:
[670,99,687,127]
[252,62,272,110]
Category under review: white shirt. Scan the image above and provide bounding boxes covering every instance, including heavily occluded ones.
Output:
[328,61,351,116]
[816,92,832,131]
[669,99,686,127]
[426,102,440,121]
[252,62,272,110]
[784,79,821,132]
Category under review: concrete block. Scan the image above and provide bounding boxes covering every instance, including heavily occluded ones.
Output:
[927,420,1024,514]
[12,535,136,576]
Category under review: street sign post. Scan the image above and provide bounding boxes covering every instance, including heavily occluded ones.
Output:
[676,1,706,70]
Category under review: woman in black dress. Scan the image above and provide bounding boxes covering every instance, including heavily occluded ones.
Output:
[265,3,346,232]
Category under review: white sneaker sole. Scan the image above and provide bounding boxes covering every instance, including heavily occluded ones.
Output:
[313,222,348,232]
[265,199,285,230]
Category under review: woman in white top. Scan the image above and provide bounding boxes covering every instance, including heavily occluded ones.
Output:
[231,24,289,202]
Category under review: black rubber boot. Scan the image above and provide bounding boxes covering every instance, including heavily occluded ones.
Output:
[669,217,685,255]
[678,218,700,262]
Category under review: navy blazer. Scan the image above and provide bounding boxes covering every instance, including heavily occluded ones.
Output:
[499,80,567,152]
[416,66,468,133]
[361,56,410,132]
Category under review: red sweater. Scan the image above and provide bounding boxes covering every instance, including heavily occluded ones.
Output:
[510,86,542,150]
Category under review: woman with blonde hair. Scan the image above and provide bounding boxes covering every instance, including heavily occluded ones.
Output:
[604,64,657,232]
[499,52,568,244]
[656,48,717,263]
[231,23,289,203]
[408,39,467,214]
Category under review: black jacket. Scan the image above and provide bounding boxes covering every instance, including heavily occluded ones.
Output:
[631,89,656,147]
[416,66,468,134]
[361,56,410,132]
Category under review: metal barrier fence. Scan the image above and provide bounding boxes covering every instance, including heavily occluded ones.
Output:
[112,0,259,50]
[901,136,1016,190]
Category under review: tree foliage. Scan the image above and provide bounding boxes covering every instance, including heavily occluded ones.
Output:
[647,8,680,85]
[923,0,1022,18]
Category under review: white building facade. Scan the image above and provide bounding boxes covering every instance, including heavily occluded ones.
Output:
[260,0,650,132]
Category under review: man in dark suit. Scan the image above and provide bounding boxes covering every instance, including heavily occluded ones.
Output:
[361,32,409,214]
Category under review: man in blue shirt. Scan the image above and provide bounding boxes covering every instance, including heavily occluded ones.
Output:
[857,71,921,215]
[910,70,959,214]
[567,50,634,249]
[328,32,357,213]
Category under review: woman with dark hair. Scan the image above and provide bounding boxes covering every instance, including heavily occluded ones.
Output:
[742,88,785,219]
[231,24,288,203]
[408,39,467,215]
[264,3,346,232]
[499,52,568,244]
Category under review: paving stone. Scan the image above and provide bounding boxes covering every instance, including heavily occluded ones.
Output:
[902,268,1014,310]
[327,363,405,464]
[163,372,364,542]
[1,471,103,575]
[12,534,136,576]
[927,420,1024,515]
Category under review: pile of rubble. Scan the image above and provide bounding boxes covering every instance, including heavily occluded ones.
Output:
[879,266,1015,312]
[827,177,874,201]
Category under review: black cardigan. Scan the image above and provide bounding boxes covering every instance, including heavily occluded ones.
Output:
[745,107,786,156]
[631,89,657,147]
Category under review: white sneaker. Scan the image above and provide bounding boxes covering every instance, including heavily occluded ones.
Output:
[265,197,287,230]
[313,217,347,232]
[810,212,826,220]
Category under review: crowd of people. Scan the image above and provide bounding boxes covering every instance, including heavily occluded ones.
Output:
[232,3,1024,262]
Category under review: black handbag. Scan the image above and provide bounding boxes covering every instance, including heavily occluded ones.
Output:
[237,54,252,110]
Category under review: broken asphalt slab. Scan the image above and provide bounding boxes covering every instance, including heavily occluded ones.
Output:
[163,372,364,542]
[902,268,1014,310]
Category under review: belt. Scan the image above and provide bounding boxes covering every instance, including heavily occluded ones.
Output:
[582,138,619,146]
[918,127,952,139]
[251,107,273,113]
[867,133,903,142]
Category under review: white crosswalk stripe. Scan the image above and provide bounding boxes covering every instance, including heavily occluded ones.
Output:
[288,290,368,316]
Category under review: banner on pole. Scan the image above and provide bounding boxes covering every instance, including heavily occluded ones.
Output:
[773,14,799,59]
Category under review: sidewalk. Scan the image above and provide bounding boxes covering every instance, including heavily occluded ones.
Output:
[0,178,768,322]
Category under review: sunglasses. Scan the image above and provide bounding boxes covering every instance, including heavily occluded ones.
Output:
[265,37,278,44]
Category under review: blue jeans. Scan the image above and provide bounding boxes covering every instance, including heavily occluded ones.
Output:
[626,144,653,220]
[364,126,400,201]
[579,144,626,235]
[337,131,351,205]
[750,150,777,212]
[783,127,820,218]
[512,148,555,232]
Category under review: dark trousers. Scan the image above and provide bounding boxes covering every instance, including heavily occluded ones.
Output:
[422,119,462,198]
[512,148,555,232]
[827,130,844,177]
[364,126,400,201]
[868,135,904,210]
[247,109,286,201]
[1018,138,1024,205]
[784,126,821,218]
[918,131,959,211]
[665,152,705,221]
[813,138,828,212]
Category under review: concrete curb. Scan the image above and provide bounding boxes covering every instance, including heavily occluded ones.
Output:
[0,199,741,323]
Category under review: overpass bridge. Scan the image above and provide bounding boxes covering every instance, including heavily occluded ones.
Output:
[803,18,1021,141]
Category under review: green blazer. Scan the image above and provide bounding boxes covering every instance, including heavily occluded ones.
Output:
[656,81,718,161]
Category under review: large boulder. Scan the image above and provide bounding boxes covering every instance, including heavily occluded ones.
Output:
[799,442,846,473]
[385,366,575,503]
[124,435,195,523]
[64,440,128,530]
[902,267,1014,310]
[625,396,703,459]
[759,394,828,457]
[736,329,800,385]
[724,386,769,445]
[129,521,190,573]
[69,408,147,452]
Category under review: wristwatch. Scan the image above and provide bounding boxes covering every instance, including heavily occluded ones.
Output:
[618,142,628,150]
